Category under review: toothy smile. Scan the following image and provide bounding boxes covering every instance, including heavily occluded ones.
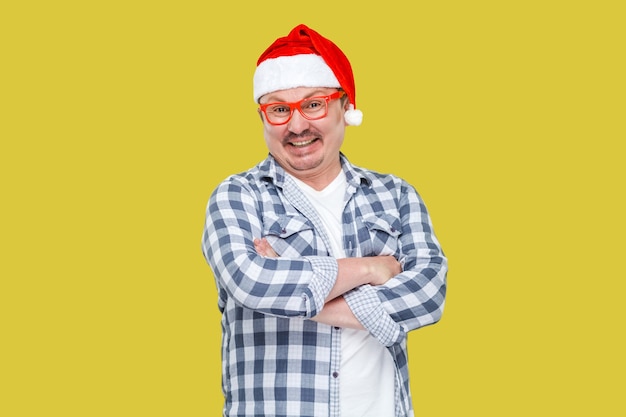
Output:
[290,139,317,147]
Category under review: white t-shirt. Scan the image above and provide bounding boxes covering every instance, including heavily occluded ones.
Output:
[291,172,396,417]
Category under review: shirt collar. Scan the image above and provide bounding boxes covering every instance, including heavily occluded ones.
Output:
[258,153,372,189]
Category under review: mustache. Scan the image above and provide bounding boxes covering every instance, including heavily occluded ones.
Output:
[283,129,321,143]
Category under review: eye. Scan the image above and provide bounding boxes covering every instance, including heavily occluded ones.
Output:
[302,98,325,111]
[268,104,291,114]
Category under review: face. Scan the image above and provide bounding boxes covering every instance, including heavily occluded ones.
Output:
[258,87,348,188]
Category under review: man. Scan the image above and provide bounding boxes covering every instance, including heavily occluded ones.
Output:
[202,24,447,417]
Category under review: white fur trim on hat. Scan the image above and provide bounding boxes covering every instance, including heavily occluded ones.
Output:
[253,54,341,102]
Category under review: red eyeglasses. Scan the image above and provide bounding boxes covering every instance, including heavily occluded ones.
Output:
[258,91,345,125]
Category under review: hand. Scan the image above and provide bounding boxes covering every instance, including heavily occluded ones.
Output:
[363,255,402,286]
[331,255,401,300]
[254,237,278,257]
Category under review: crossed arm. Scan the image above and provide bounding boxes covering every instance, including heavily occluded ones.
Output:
[254,237,401,330]
[205,176,446,342]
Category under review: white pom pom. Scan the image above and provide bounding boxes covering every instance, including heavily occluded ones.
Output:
[344,104,363,126]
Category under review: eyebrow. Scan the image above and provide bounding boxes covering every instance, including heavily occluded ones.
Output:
[262,89,335,104]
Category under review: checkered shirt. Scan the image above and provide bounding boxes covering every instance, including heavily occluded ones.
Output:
[202,154,447,417]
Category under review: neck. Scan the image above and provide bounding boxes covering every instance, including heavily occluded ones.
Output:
[290,164,342,191]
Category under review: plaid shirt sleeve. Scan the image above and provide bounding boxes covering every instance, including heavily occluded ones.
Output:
[343,176,448,347]
[202,174,339,318]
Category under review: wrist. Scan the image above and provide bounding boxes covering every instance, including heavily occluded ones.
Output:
[362,257,377,285]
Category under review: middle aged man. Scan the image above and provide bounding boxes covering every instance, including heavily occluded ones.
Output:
[202,24,448,417]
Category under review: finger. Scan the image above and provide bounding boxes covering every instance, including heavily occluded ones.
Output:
[254,238,266,255]
[253,237,275,257]
[257,237,278,257]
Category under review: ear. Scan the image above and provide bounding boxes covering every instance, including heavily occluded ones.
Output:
[257,109,264,123]
[341,94,350,111]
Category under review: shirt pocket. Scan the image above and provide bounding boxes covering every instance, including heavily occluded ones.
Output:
[262,214,316,257]
[361,213,402,258]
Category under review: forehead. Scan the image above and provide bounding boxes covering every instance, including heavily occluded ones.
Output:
[259,87,338,104]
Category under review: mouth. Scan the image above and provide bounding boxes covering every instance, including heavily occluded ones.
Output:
[289,138,317,148]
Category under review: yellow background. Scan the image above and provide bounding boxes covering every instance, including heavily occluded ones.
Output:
[1,1,624,416]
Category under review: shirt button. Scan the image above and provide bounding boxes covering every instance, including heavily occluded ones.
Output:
[332,372,339,378]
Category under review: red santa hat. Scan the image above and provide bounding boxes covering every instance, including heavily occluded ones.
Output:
[253,24,363,126]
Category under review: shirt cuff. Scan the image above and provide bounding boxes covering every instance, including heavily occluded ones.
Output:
[343,285,405,347]
[306,256,339,316]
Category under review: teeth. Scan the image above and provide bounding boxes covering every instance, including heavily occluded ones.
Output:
[291,139,315,147]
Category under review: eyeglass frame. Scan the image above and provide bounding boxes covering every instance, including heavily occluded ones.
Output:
[258,90,346,126]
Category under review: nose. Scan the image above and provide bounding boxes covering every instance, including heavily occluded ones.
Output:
[287,108,310,134]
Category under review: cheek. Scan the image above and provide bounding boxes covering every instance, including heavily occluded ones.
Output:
[328,104,348,126]
[263,125,285,148]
